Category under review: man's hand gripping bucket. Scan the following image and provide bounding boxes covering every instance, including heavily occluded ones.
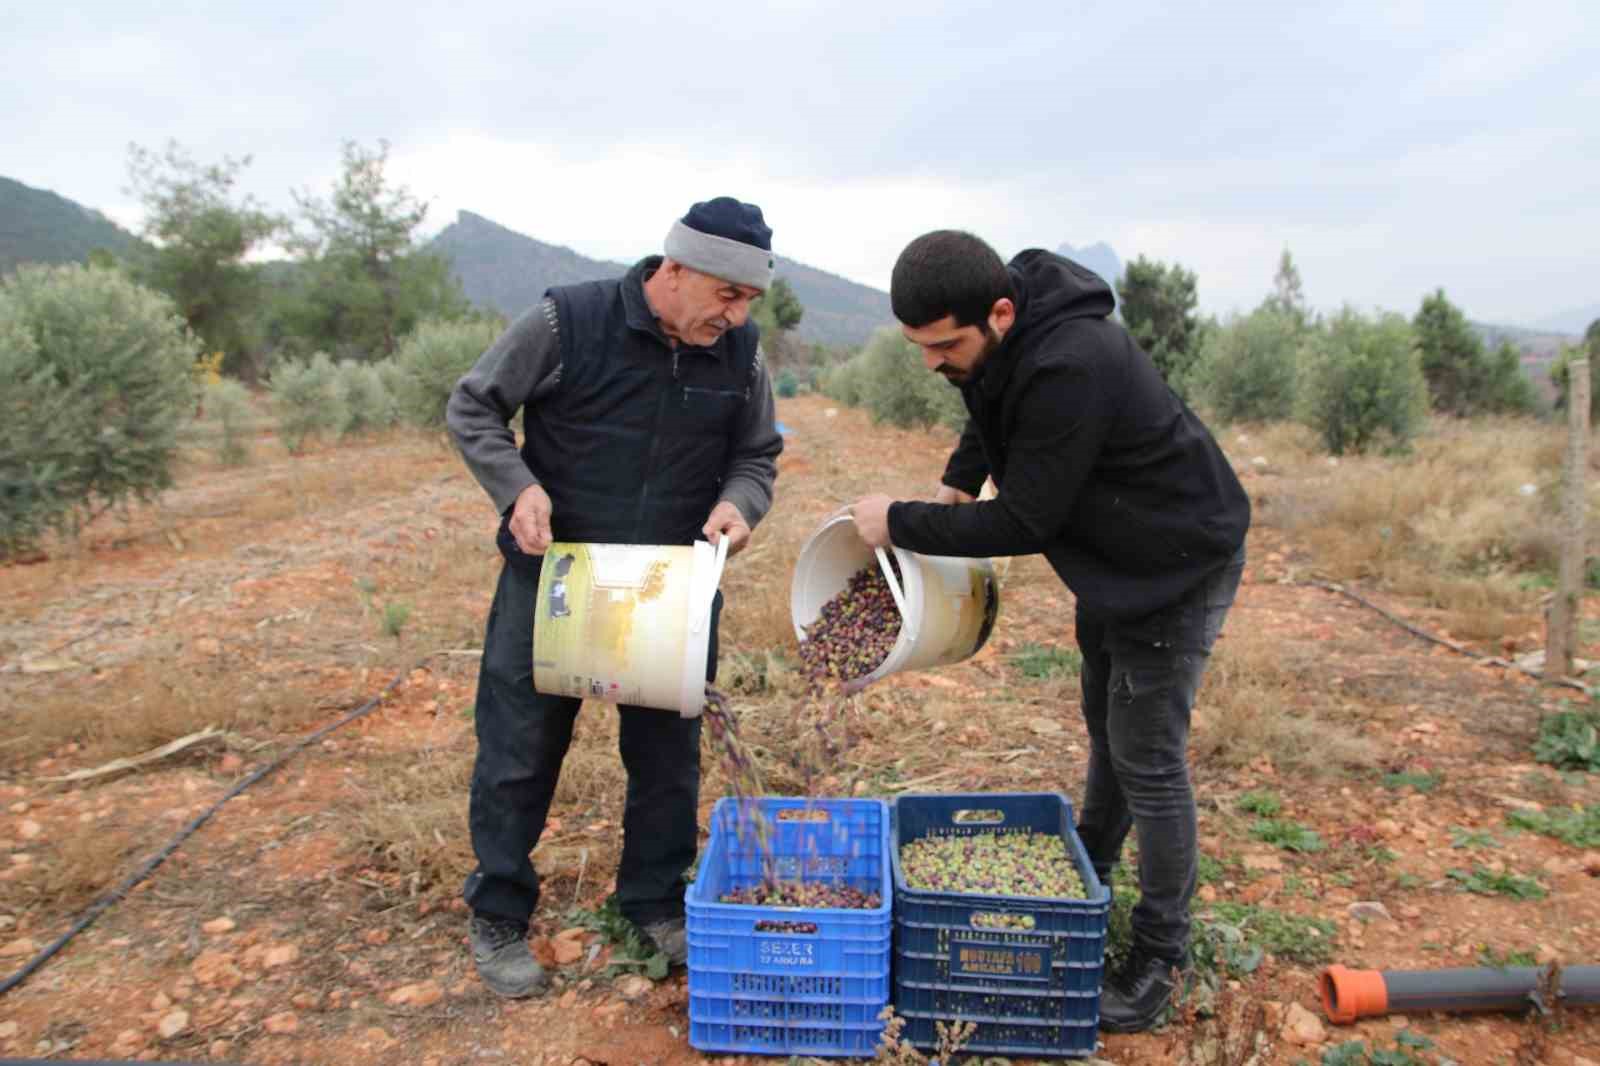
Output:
[789,508,999,692]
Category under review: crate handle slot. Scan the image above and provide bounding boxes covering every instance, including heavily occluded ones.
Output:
[951,808,1006,824]
[774,808,831,823]
[970,910,1038,931]
[753,919,819,935]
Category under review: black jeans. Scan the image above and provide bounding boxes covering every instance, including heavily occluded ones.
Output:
[462,559,718,929]
[1075,546,1244,962]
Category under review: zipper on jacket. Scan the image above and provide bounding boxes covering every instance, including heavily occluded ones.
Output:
[633,358,676,540]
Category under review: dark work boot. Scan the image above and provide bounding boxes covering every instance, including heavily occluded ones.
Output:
[1098,947,1182,1033]
[638,917,689,968]
[469,914,548,998]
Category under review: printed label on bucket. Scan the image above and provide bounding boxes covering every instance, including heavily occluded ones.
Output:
[948,936,1052,981]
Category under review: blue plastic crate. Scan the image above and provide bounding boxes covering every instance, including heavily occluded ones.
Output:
[687,796,892,1057]
[891,792,1111,1059]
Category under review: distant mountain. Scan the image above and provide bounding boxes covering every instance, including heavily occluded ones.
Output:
[1531,303,1600,336]
[428,210,894,349]
[0,176,141,276]
[1056,241,1124,305]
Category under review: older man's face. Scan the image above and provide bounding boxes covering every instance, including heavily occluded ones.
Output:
[660,264,763,347]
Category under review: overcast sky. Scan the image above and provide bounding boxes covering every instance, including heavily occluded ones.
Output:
[6,1,1596,329]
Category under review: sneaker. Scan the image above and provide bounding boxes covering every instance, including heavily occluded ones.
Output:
[469,914,548,998]
[638,917,689,968]
[1098,947,1182,1033]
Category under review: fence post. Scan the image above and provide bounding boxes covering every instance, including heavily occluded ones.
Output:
[1547,358,1589,681]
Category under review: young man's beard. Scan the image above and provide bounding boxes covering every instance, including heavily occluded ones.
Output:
[938,327,1001,384]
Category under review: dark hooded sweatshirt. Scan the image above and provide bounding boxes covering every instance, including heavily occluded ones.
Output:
[886,250,1250,622]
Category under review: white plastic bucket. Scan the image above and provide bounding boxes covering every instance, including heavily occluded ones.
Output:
[789,509,999,692]
[533,537,728,717]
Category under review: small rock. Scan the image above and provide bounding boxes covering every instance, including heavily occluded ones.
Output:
[559,988,579,1008]
[292,991,321,1010]
[191,949,245,991]
[1347,901,1393,923]
[1537,943,1561,965]
[263,1011,299,1034]
[151,991,172,1010]
[1398,904,1422,919]
[1583,851,1600,876]
[1543,856,1578,877]
[1374,818,1403,838]
[1242,852,1284,873]
[363,1026,395,1048]
[1197,884,1218,903]
[0,937,37,958]
[388,981,444,1008]
[6,802,26,814]
[202,917,237,936]
[1282,1002,1326,1046]
[363,928,391,946]
[112,1027,147,1054]
[16,819,41,840]
[218,753,244,773]
[195,637,222,656]
[262,943,300,968]
[209,1041,231,1058]
[0,1021,19,1038]
[157,1009,190,1039]
[552,933,586,966]
[615,974,654,1001]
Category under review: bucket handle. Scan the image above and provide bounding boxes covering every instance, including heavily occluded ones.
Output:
[874,546,910,621]
[693,534,731,634]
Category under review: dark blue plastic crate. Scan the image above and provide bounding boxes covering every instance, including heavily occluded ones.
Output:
[891,792,1111,1059]
[687,796,892,1057]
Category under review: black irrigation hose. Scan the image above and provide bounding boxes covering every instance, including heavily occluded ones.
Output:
[0,659,428,1000]
[1308,579,1591,695]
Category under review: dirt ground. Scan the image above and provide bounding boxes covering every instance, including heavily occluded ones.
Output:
[2,393,1599,1066]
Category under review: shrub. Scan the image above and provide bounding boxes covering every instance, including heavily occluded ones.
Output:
[270,351,344,454]
[390,317,502,430]
[336,359,397,436]
[1295,310,1428,455]
[204,378,256,465]
[0,264,195,557]
[774,367,799,398]
[1194,308,1301,423]
[1532,707,1600,772]
[822,357,869,407]
[856,327,966,430]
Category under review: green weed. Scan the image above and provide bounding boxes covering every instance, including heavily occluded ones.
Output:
[1476,944,1538,968]
[1237,790,1283,816]
[1207,902,1336,965]
[1318,1028,1442,1065]
[1533,708,1600,772]
[1382,769,1443,793]
[1446,865,1545,899]
[1250,817,1326,853]
[1504,804,1600,848]
[1009,642,1082,680]
[1448,826,1500,849]
[382,601,413,637]
[566,894,670,979]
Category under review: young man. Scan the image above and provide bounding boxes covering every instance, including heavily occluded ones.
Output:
[849,230,1249,1032]
[446,198,783,997]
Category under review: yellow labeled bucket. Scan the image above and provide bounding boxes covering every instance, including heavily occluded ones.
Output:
[789,509,999,692]
[533,538,728,717]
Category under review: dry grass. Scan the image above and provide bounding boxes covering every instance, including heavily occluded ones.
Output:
[6,819,139,911]
[342,743,475,893]
[6,654,328,767]
[1254,416,1588,639]
[1191,623,1380,777]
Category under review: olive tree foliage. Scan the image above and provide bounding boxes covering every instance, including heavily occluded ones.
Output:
[752,277,805,366]
[270,352,344,454]
[283,140,469,360]
[1193,308,1302,424]
[1117,256,1202,394]
[0,265,197,557]
[1295,310,1429,455]
[1261,249,1310,329]
[823,327,966,430]
[124,141,283,379]
[388,316,506,431]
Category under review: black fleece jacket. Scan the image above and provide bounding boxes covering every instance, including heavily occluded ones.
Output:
[886,250,1250,622]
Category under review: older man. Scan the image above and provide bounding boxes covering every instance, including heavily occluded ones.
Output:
[447,198,783,997]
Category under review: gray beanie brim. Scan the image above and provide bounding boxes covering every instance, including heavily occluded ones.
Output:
[664,220,774,292]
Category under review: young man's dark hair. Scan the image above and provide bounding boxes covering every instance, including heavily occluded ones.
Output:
[890,229,1015,329]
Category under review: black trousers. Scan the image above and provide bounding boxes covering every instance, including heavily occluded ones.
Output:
[461,559,718,928]
[1074,546,1245,961]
